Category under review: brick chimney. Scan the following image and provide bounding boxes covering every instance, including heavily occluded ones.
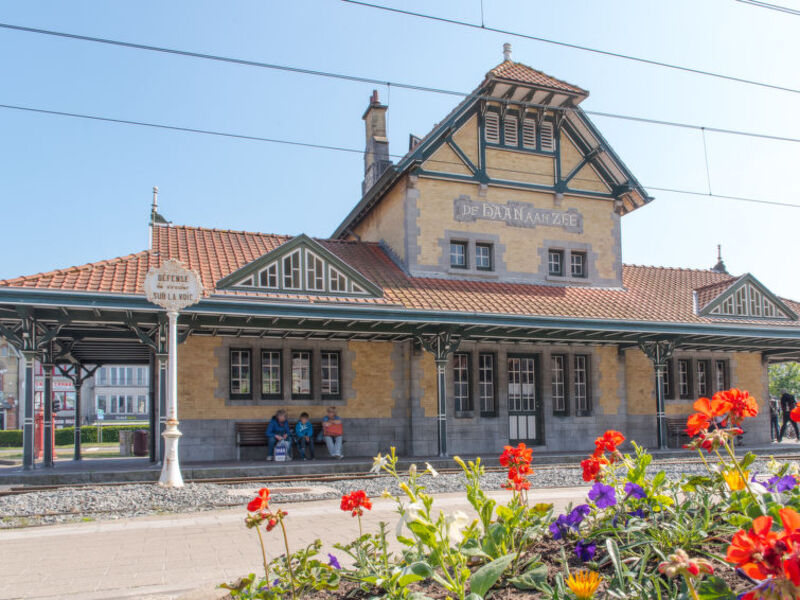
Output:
[362,90,391,194]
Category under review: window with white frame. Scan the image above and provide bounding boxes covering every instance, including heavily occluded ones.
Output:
[321,351,341,399]
[551,354,567,414]
[540,122,555,151]
[453,353,471,412]
[96,395,106,412]
[478,353,495,414]
[475,243,493,270]
[570,252,586,278]
[305,250,325,291]
[230,349,251,398]
[137,395,147,414]
[261,350,282,398]
[715,360,728,392]
[97,368,107,385]
[548,249,564,276]
[678,359,692,399]
[658,360,672,399]
[291,351,311,398]
[484,112,500,144]
[508,356,536,412]
[522,118,537,149]
[574,354,591,415]
[259,262,279,288]
[503,115,518,146]
[329,266,347,292]
[450,241,468,269]
[696,360,709,397]
[283,250,301,289]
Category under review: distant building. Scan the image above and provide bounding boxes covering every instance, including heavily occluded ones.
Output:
[90,365,150,423]
[0,340,21,430]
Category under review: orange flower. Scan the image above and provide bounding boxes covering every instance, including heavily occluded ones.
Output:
[685,413,711,437]
[499,443,533,469]
[594,430,625,454]
[791,406,800,423]
[247,488,271,513]
[726,515,784,580]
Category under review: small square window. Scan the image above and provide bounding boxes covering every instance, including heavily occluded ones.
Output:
[475,243,493,271]
[450,241,467,269]
[570,252,587,278]
[548,250,564,276]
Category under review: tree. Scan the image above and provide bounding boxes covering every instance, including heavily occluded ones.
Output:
[769,362,800,397]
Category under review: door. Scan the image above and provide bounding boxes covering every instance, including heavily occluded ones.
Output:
[507,355,542,445]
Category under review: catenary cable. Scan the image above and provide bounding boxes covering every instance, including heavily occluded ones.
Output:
[340,0,800,95]
[0,21,798,145]
[1,101,798,210]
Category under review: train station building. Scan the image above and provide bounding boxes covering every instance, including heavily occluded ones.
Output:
[2,47,799,469]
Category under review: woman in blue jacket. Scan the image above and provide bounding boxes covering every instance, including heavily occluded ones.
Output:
[265,409,291,460]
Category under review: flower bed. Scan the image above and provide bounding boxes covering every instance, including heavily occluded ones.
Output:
[221,388,800,600]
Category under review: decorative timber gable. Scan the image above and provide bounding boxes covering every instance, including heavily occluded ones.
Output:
[216,234,382,297]
[696,274,797,321]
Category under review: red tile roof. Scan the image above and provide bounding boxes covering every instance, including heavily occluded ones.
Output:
[487,60,588,95]
[1,225,798,327]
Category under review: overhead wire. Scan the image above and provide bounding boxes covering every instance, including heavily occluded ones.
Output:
[1,101,798,210]
[0,21,798,145]
[340,0,800,96]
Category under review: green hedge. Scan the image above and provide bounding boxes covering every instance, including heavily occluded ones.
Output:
[0,425,146,447]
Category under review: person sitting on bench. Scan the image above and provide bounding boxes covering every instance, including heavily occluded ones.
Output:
[265,409,291,461]
[322,406,344,459]
[294,412,315,460]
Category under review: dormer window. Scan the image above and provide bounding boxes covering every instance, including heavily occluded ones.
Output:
[259,262,279,288]
[706,280,794,320]
[503,115,518,146]
[283,250,301,289]
[329,266,347,293]
[305,250,325,291]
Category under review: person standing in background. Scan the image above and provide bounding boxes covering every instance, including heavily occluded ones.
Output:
[778,390,800,442]
[769,396,781,442]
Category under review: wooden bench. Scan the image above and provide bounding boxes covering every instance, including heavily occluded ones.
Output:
[234,420,340,460]
[665,417,689,449]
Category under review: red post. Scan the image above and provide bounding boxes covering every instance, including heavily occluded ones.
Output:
[34,408,44,460]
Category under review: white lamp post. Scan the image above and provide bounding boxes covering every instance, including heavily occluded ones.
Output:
[144,259,203,488]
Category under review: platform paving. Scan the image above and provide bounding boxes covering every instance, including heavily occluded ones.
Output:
[0,487,587,600]
[2,441,798,486]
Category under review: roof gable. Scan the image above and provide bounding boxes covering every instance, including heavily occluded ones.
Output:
[697,273,797,321]
[216,234,382,297]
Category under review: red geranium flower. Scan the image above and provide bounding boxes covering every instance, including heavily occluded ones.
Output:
[581,454,609,482]
[717,388,758,426]
[726,515,786,580]
[247,487,271,513]
[340,490,372,517]
[791,406,800,424]
[499,443,533,469]
[502,470,531,491]
[594,430,625,454]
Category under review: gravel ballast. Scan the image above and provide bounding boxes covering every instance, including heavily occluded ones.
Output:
[0,458,771,529]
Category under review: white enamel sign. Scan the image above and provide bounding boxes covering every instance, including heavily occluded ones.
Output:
[144,259,203,312]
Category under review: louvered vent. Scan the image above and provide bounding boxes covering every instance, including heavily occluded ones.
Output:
[484,112,500,144]
[540,122,555,151]
[503,115,518,146]
[522,118,537,149]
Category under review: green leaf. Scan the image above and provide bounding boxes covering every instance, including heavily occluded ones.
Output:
[397,561,433,587]
[407,521,438,547]
[740,452,757,470]
[606,538,626,582]
[508,563,548,590]
[694,576,737,599]
[468,553,514,597]
[465,594,483,600]
[462,538,491,559]
[495,505,514,522]
[652,471,666,490]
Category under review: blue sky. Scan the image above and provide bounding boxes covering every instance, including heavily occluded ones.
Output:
[1,0,799,299]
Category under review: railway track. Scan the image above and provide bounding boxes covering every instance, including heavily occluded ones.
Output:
[3,452,799,499]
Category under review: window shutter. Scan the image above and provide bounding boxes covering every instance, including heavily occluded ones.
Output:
[484,112,500,143]
[503,115,518,146]
[522,118,537,149]
[540,122,555,151]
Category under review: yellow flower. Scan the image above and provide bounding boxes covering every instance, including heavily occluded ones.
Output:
[723,469,748,491]
[566,570,601,600]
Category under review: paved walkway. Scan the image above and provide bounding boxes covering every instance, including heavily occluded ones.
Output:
[0,487,587,600]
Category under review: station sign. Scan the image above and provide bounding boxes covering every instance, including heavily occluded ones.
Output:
[454,196,583,233]
[144,260,204,312]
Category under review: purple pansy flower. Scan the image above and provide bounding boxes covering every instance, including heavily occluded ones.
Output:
[575,539,596,562]
[628,508,646,519]
[327,553,341,569]
[624,482,646,500]
[588,482,617,509]
[767,475,797,493]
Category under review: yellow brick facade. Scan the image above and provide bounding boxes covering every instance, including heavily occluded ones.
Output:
[452,114,479,166]
[625,348,656,415]
[351,174,408,261]
[596,346,621,415]
[414,178,619,280]
[420,352,438,418]
[348,341,396,418]
[732,352,767,402]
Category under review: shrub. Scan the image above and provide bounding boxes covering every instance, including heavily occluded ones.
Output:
[0,425,146,447]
